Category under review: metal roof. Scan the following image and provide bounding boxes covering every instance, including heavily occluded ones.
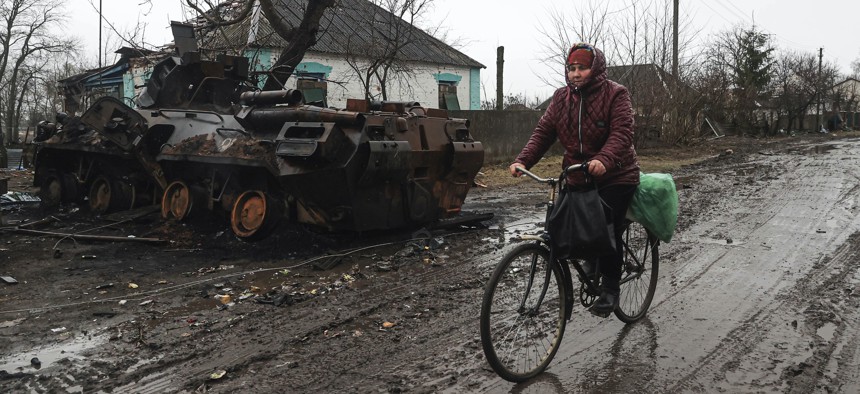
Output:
[201,0,484,69]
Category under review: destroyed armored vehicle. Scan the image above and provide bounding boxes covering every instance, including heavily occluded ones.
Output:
[33,37,484,241]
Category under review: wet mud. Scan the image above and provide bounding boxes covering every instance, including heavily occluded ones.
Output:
[3,134,860,393]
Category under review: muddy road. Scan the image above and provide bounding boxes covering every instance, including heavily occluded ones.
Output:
[2,135,860,393]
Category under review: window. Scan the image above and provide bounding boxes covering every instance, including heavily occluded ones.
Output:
[296,72,327,107]
[438,82,460,110]
[434,73,463,110]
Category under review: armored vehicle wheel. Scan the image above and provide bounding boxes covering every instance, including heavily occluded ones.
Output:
[89,175,135,214]
[41,176,63,208]
[162,181,195,220]
[230,190,280,241]
[40,171,79,209]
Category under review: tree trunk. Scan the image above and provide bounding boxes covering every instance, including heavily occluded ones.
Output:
[260,0,335,91]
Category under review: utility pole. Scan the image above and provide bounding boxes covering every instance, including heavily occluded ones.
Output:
[816,47,823,131]
[496,46,504,111]
[98,0,103,68]
[672,0,678,77]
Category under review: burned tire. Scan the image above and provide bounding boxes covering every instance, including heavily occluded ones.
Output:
[230,190,282,241]
[88,175,135,214]
[161,181,204,221]
[39,171,81,209]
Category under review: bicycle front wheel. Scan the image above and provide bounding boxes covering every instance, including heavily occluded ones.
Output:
[480,243,568,382]
[615,221,660,323]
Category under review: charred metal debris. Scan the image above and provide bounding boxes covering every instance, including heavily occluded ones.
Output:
[32,23,485,242]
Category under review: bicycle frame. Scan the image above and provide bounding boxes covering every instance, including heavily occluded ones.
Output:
[512,163,653,321]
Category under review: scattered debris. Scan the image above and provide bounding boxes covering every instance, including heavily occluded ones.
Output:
[139,300,153,306]
[209,370,227,380]
[93,311,118,317]
[30,357,41,368]
[128,283,139,289]
[0,275,18,284]
[382,321,396,329]
[50,327,67,333]
[95,283,114,290]
[0,191,40,205]
[8,226,165,243]
[81,255,97,260]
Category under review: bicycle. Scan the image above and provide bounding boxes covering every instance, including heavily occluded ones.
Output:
[479,163,660,382]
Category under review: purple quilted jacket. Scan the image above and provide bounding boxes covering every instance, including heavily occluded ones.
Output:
[515,44,639,187]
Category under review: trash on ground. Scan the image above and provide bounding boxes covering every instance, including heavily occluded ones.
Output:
[30,357,41,368]
[50,327,67,333]
[209,370,227,380]
[215,294,232,304]
[382,321,396,329]
[95,283,114,290]
[0,275,18,284]
[0,192,40,205]
[81,255,97,260]
[128,283,139,289]
[139,300,153,306]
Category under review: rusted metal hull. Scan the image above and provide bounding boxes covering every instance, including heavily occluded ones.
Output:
[33,50,484,240]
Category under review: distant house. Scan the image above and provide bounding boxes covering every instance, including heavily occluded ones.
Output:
[58,47,155,114]
[61,0,484,112]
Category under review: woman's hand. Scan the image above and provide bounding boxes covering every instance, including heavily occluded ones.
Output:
[587,160,606,176]
[509,162,526,177]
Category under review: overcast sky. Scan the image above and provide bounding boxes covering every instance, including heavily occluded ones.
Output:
[64,0,860,101]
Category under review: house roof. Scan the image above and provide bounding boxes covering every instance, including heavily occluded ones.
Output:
[832,77,860,90]
[201,0,484,69]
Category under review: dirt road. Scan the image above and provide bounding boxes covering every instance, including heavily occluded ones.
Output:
[2,135,860,393]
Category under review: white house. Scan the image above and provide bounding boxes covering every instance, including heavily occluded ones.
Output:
[197,0,485,110]
[66,0,485,113]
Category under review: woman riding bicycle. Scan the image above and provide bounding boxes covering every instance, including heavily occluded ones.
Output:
[509,42,640,316]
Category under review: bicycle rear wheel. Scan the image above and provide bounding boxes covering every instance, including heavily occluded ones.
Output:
[480,243,568,382]
[614,221,659,323]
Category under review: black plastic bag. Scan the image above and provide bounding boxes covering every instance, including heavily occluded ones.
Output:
[547,185,616,259]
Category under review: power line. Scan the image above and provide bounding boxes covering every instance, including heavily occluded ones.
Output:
[712,0,749,23]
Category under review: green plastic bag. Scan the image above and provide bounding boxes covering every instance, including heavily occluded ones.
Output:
[626,172,678,243]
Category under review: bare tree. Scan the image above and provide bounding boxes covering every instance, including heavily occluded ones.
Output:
[0,0,74,167]
[851,56,860,79]
[533,0,610,90]
[339,0,434,102]
[136,0,335,90]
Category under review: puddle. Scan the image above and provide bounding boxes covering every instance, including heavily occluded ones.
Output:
[816,322,837,342]
[0,333,107,373]
[789,144,837,155]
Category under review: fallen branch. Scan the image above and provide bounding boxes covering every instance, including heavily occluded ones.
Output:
[12,228,166,244]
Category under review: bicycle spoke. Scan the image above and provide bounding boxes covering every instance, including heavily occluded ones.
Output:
[614,222,660,323]
[481,244,568,382]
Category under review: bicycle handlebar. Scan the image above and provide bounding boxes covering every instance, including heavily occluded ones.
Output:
[515,162,590,184]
